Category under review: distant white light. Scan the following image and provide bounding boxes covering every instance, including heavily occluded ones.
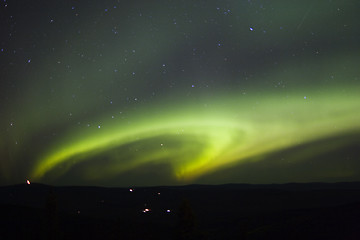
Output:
[26,179,31,185]
[143,208,151,213]
[166,209,171,213]
[249,27,254,31]
[129,188,133,192]
[157,192,161,195]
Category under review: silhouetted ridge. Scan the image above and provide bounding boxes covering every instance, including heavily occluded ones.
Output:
[1,182,360,240]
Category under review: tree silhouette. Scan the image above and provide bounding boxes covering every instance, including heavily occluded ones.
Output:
[176,198,206,240]
[45,189,59,240]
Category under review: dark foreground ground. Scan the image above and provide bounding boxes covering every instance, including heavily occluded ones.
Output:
[1,182,360,240]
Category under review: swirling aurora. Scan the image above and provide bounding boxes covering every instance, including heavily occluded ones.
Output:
[30,87,360,185]
[1,0,360,186]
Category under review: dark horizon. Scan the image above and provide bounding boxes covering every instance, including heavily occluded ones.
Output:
[4,180,360,190]
[2,181,360,239]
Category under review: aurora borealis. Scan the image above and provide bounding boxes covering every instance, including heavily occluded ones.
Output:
[1,0,360,186]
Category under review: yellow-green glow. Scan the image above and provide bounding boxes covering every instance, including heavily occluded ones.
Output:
[31,86,360,183]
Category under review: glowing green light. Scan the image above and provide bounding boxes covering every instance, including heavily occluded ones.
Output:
[32,87,360,183]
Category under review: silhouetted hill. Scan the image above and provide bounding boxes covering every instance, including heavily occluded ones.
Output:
[1,182,360,240]
[220,181,360,190]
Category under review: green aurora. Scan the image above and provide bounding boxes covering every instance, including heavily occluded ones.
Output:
[1,0,360,186]
[32,86,360,185]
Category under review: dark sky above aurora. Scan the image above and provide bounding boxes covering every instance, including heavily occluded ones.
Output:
[1,0,360,187]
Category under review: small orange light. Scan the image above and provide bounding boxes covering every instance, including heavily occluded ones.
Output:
[26,180,31,185]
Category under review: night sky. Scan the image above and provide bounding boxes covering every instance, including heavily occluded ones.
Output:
[1,0,360,187]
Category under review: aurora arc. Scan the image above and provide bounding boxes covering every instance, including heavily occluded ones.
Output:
[31,87,360,184]
[2,0,360,187]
